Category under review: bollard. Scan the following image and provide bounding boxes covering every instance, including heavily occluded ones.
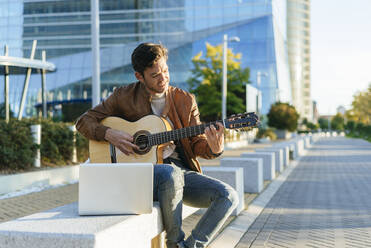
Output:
[31,124,41,167]
[69,125,77,163]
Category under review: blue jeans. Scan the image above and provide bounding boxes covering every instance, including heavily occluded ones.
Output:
[153,160,239,248]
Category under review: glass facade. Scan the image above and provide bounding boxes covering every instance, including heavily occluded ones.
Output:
[0,0,292,117]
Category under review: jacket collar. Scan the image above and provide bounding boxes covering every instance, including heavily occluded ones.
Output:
[138,81,171,118]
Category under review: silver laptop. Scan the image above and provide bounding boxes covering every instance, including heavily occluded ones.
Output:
[79,163,153,215]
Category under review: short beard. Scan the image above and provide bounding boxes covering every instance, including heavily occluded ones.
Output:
[142,76,168,94]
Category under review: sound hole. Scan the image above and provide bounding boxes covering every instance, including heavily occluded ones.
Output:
[133,130,151,155]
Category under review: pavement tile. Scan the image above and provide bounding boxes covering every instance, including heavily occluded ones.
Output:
[236,137,371,248]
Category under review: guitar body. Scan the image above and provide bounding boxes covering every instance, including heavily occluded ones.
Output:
[89,115,172,164]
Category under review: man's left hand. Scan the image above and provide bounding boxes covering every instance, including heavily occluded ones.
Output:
[205,122,224,154]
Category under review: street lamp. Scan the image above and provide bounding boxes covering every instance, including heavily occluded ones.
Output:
[256,71,267,114]
[222,34,240,120]
[91,0,101,107]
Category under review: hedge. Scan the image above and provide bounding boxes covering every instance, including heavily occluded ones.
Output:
[346,122,371,142]
[0,120,37,170]
[40,120,74,165]
[0,119,89,171]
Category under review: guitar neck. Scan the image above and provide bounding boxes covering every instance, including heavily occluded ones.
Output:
[149,120,222,146]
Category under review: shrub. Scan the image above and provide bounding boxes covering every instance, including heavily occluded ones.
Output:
[76,132,89,162]
[256,128,277,141]
[345,120,356,132]
[0,117,91,171]
[0,120,37,170]
[40,120,74,165]
[306,122,319,131]
[267,102,299,132]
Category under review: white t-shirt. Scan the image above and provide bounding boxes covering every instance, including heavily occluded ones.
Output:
[151,93,179,160]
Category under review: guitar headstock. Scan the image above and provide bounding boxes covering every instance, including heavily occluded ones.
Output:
[224,112,259,131]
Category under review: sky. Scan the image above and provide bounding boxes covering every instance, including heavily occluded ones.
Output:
[311,0,371,115]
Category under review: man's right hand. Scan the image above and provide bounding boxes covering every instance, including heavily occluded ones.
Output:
[104,129,139,156]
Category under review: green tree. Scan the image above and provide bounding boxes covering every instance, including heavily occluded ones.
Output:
[267,102,299,132]
[187,43,250,122]
[331,113,344,131]
[349,83,371,124]
[306,122,319,131]
[318,117,329,130]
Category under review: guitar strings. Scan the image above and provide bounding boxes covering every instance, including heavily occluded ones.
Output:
[132,117,257,145]
[134,123,213,145]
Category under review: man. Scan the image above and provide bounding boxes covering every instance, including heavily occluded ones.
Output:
[76,43,238,248]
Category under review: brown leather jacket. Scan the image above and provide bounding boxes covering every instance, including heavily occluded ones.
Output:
[75,81,219,173]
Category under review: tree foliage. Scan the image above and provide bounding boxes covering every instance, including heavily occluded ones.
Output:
[348,84,371,124]
[318,117,329,130]
[331,113,344,131]
[187,43,250,122]
[267,102,299,132]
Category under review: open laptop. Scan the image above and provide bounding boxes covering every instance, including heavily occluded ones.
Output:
[79,163,153,215]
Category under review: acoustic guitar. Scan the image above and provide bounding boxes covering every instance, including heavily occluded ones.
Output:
[89,112,259,164]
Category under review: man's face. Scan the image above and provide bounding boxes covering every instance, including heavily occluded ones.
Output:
[135,57,170,95]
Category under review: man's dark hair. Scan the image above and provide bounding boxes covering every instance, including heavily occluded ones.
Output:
[131,43,168,75]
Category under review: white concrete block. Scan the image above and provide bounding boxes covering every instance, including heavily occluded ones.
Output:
[288,143,297,159]
[0,202,198,248]
[273,142,296,160]
[255,148,284,173]
[220,158,263,193]
[240,152,275,180]
[283,140,299,159]
[291,141,299,159]
[308,134,313,144]
[297,139,305,156]
[276,146,289,167]
[202,167,244,216]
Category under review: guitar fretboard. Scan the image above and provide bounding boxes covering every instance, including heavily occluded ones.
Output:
[148,121,221,146]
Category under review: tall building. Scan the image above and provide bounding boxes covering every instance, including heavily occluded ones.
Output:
[1,0,292,119]
[287,0,312,121]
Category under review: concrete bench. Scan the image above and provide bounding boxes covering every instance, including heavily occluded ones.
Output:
[220,157,263,193]
[254,148,284,173]
[286,142,297,160]
[270,145,290,167]
[303,136,311,149]
[278,139,300,159]
[240,152,275,180]
[0,160,201,248]
[202,167,244,216]
[296,138,305,156]
[0,201,199,248]
[0,162,248,248]
[277,142,297,160]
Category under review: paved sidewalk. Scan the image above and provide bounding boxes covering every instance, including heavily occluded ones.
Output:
[0,184,78,224]
[236,137,371,248]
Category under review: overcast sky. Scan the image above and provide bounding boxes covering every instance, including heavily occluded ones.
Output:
[311,0,371,115]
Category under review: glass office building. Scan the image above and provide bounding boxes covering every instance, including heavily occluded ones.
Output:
[0,0,292,118]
